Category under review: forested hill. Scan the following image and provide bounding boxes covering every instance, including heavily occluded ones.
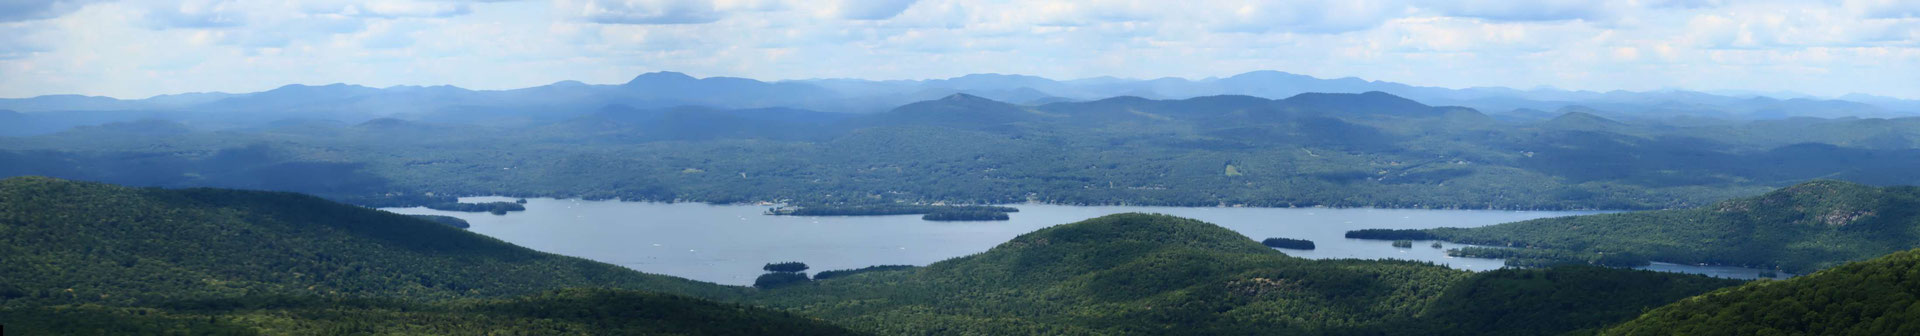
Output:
[1380,180,1920,273]
[0,176,871,334]
[0,176,740,308]
[7,92,1919,210]
[749,213,1740,335]
[1604,248,1920,335]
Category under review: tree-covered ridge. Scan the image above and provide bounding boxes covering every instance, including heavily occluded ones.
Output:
[0,176,740,310]
[1370,180,1920,273]
[0,289,862,335]
[7,92,1919,211]
[407,214,470,228]
[1604,248,1920,335]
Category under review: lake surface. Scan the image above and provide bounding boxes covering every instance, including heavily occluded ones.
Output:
[384,198,1785,285]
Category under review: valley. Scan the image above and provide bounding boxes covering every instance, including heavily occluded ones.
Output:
[10,1,1920,334]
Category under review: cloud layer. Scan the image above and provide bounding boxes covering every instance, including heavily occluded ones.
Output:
[2,0,1916,99]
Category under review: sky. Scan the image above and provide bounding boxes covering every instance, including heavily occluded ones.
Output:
[1,0,1917,99]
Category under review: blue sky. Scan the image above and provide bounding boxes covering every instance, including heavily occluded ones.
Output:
[2,0,1917,99]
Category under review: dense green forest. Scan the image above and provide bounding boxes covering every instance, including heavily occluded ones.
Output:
[1360,180,1920,273]
[1604,248,1920,335]
[0,176,737,309]
[1412,266,1743,336]
[5,93,1916,210]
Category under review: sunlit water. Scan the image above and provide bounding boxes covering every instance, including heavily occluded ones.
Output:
[383,197,1786,285]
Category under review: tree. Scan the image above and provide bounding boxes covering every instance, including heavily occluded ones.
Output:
[763,262,809,273]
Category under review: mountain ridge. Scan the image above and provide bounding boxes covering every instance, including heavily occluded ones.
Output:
[3,71,1909,124]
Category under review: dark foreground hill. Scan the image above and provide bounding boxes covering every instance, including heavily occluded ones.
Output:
[0,289,858,335]
[0,177,866,334]
[1603,248,1920,335]
[1355,180,1920,273]
[0,176,737,307]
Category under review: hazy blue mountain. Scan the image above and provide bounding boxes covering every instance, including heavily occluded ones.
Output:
[0,94,143,112]
[3,71,1913,136]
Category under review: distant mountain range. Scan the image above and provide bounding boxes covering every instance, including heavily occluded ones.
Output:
[2,71,1914,136]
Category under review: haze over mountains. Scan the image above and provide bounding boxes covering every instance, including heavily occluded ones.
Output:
[3,70,1915,136]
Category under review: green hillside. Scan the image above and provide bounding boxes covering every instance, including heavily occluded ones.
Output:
[1362,180,1920,273]
[750,213,1739,335]
[0,176,737,308]
[1604,248,1920,335]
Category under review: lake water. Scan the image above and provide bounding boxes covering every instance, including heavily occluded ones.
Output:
[383,197,1786,285]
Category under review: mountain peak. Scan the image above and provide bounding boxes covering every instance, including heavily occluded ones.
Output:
[941,93,991,102]
[1279,91,1436,116]
[1227,70,1314,80]
[1549,110,1616,122]
[626,71,698,85]
[997,213,1271,255]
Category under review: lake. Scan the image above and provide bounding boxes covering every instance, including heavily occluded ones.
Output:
[383,197,1786,285]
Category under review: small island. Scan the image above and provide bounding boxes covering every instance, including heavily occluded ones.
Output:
[1260,237,1316,250]
[1346,229,1436,240]
[922,210,1011,221]
[1449,247,1652,268]
[768,204,1018,221]
[425,201,526,215]
[1392,240,1414,248]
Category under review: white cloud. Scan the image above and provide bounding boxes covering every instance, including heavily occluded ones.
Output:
[0,0,1917,99]
[1423,0,1611,22]
[559,0,723,24]
[829,0,919,20]
[0,0,101,22]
